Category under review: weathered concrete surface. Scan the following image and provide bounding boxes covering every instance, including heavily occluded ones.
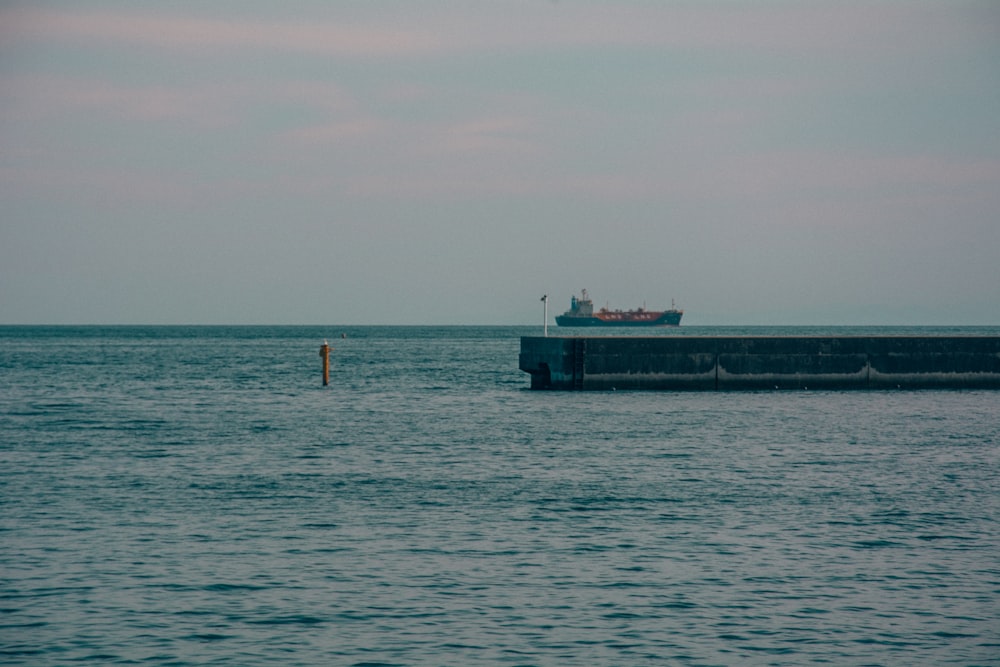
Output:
[519,336,1000,390]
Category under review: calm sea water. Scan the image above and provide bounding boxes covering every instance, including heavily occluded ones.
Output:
[2,325,998,666]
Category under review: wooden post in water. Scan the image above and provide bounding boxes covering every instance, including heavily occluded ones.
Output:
[319,341,331,386]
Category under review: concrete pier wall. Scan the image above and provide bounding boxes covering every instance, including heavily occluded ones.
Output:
[519,336,1000,390]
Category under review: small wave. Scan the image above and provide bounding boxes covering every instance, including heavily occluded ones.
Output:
[246,614,327,625]
[183,632,233,642]
[852,539,904,548]
[201,583,269,592]
[653,600,697,609]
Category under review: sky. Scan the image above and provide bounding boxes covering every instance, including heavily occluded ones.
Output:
[2,1,999,325]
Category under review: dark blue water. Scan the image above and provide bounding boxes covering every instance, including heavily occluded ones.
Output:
[2,326,998,666]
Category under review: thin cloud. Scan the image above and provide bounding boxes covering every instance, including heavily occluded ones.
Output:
[281,118,384,145]
[4,4,990,61]
[3,74,231,126]
[2,7,443,58]
[2,74,357,129]
[438,116,540,155]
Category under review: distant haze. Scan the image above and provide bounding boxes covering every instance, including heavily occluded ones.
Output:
[2,1,998,325]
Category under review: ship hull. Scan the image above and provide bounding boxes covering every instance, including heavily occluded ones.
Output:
[555,311,682,327]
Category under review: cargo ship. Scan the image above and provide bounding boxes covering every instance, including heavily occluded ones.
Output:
[555,289,683,327]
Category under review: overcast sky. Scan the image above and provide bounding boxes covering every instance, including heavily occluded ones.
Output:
[2,1,998,325]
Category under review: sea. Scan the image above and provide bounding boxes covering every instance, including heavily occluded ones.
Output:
[1,325,998,666]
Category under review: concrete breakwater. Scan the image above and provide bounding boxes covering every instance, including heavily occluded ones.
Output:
[519,335,1000,390]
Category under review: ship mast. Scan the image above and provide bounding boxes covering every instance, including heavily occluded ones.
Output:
[541,294,549,337]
